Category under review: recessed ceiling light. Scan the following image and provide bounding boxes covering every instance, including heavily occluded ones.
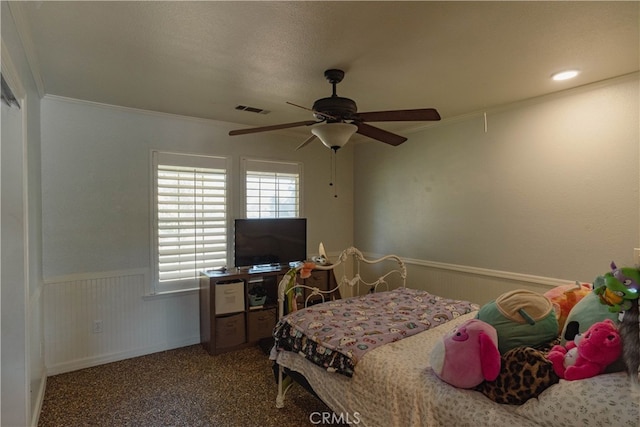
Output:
[551,70,579,81]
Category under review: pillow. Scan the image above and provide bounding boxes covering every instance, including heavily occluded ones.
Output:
[543,282,591,333]
[560,291,619,344]
[475,346,559,405]
[559,291,626,373]
[477,289,558,354]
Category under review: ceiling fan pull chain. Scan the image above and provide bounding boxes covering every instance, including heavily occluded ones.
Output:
[328,148,334,188]
[330,148,338,198]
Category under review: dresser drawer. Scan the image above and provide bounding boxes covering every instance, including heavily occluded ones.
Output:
[215,281,245,315]
[215,313,246,348]
[247,309,276,342]
[304,270,329,290]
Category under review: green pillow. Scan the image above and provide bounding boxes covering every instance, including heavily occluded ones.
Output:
[560,291,625,373]
[560,291,619,344]
[477,289,558,354]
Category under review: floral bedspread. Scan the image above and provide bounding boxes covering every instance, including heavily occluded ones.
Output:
[273,287,478,376]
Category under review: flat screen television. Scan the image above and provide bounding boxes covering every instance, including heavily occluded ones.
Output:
[234,218,307,268]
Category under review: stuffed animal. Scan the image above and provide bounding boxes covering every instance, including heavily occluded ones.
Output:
[593,262,640,384]
[544,282,592,333]
[593,261,640,313]
[547,319,622,381]
[279,262,316,314]
[475,346,559,404]
[430,319,501,389]
[476,289,558,354]
[560,291,619,345]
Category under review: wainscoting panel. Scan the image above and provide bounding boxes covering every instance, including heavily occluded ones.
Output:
[42,259,574,375]
[43,269,200,375]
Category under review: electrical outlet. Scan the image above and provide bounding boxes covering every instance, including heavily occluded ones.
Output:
[92,320,103,334]
[634,248,640,266]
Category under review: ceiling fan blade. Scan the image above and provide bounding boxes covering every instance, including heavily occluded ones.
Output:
[229,120,318,136]
[286,101,314,112]
[295,134,317,151]
[286,101,338,121]
[356,108,441,122]
[355,122,407,146]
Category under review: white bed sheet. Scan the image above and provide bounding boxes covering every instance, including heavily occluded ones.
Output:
[276,312,640,427]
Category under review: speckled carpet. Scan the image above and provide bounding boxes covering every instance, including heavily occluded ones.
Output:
[38,345,336,426]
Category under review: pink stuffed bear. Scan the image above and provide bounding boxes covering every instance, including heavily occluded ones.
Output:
[547,319,622,381]
[430,319,501,388]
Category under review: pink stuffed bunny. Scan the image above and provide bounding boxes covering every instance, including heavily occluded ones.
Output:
[431,319,501,388]
[547,319,622,381]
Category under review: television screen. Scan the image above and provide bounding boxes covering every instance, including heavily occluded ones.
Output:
[234,218,307,268]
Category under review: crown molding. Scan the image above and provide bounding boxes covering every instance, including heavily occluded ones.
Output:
[1,39,25,100]
[7,1,45,97]
[42,93,242,130]
[404,71,640,135]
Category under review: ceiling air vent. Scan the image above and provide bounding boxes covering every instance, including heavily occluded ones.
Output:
[235,105,270,114]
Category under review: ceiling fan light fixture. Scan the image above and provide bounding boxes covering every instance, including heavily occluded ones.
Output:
[311,122,358,150]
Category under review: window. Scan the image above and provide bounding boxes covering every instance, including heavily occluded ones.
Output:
[242,158,303,218]
[151,151,230,294]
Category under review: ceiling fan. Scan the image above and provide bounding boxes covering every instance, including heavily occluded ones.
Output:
[228,69,441,150]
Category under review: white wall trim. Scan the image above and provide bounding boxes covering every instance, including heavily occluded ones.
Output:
[48,71,639,148]
[406,257,575,289]
[1,40,26,99]
[6,2,45,98]
[43,94,242,129]
[28,284,45,427]
[43,268,150,286]
[363,251,575,289]
[30,376,45,427]
[403,71,640,135]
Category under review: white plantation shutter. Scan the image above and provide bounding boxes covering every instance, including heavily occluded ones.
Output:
[242,158,302,218]
[152,152,229,293]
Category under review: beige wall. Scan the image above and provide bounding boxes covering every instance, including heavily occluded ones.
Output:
[39,95,355,373]
[41,96,354,278]
[355,74,640,289]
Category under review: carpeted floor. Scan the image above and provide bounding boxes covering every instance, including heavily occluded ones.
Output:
[38,345,337,426]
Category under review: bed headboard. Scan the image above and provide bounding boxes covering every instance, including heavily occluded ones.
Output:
[277,247,407,317]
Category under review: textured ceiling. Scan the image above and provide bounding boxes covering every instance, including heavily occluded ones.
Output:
[10,1,640,139]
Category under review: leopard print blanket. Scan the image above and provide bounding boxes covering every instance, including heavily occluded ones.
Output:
[475,346,560,405]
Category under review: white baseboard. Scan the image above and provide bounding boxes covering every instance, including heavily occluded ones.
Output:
[31,375,46,427]
[46,336,201,376]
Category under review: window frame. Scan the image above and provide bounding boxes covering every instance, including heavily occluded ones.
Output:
[149,150,232,295]
[240,157,304,219]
